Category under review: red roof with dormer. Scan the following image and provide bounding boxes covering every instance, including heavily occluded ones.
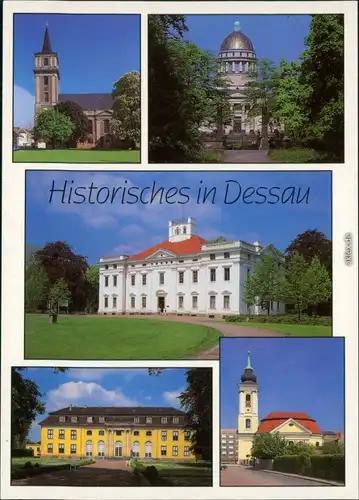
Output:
[128,235,207,261]
[256,412,322,434]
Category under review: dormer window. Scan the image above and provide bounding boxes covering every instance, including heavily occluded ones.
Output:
[172,417,179,424]
[99,416,105,423]
[161,417,168,424]
[71,416,78,423]
[87,416,93,423]
[146,416,152,424]
[134,416,140,423]
[59,416,66,423]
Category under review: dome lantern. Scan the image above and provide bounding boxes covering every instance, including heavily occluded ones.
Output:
[240,350,257,384]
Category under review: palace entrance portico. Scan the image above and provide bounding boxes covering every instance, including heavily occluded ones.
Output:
[156,290,167,313]
[85,426,152,460]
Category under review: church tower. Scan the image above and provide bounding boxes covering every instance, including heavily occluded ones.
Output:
[237,351,259,463]
[33,24,60,117]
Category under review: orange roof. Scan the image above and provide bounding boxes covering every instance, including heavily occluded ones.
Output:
[128,235,207,261]
[257,412,321,434]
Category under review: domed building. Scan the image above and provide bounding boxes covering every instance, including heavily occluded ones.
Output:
[220,351,342,464]
[218,22,261,134]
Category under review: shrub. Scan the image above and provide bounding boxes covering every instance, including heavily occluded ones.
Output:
[224,314,331,326]
[144,465,159,482]
[12,448,34,457]
[308,455,345,482]
[23,461,33,469]
[273,455,310,475]
[273,454,345,482]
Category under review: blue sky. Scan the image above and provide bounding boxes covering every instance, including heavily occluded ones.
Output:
[185,14,311,62]
[220,338,345,433]
[13,14,140,127]
[26,171,332,266]
[21,368,189,442]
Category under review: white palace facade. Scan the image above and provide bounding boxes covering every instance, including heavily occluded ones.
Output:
[98,218,285,316]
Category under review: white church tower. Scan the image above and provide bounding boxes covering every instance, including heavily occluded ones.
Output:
[168,217,197,243]
[237,351,259,463]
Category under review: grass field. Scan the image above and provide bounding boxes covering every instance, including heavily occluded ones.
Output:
[13,149,140,163]
[268,148,322,163]
[25,314,221,359]
[241,322,331,336]
[12,457,76,472]
[137,461,212,486]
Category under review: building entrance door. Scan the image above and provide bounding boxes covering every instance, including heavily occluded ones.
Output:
[157,296,165,313]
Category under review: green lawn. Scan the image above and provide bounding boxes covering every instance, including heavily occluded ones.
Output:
[268,148,322,163]
[138,461,212,486]
[12,457,74,472]
[241,322,331,336]
[13,149,140,163]
[25,314,221,359]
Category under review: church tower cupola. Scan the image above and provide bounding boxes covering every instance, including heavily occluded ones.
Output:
[33,23,60,116]
[168,217,197,243]
[241,350,257,384]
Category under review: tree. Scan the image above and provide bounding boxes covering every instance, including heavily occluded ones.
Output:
[111,71,141,145]
[244,254,284,315]
[320,439,344,455]
[242,58,279,149]
[285,229,332,275]
[148,14,231,163]
[179,368,212,460]
[282,252,331,319]
[54,100,91,145]
[48,278,71,313]
[35,242,89,312]
[33,108,75,148]
[85,264,100,313]
[149,367,213,461]
[273,60,309,139]
[12,368,67,448]
[251,433,287,459]
[25,261,50,312]
[300,15,344,160]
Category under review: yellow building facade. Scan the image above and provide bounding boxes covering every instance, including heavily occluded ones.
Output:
[25,443,41,457]
[39,406,194,460]
[228,352,328,463]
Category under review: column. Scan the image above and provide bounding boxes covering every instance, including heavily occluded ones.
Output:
[232,61,235,72]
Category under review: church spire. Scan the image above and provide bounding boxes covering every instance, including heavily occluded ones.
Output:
[241,350,257,384]
[42,24,52,53]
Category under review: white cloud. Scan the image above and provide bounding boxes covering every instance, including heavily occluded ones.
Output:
[162,387,184,407]
[14,85,34,128]
[144,396,152,401]
[46,381,138,411]
[68,368,149,382]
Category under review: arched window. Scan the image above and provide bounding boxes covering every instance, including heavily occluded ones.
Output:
[245,394,251,407]
[86,440,93,457]
[183,226,187,234]
[132,440,140,458]
[245,419,251,429]
[145,441,152,458]
[175,228,180,235]
[97,440,105,457]
[115,441,122,457]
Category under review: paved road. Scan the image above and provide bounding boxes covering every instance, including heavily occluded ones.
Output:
[223,150,274,163]
[221,465,331,486]
[12,460,138,487]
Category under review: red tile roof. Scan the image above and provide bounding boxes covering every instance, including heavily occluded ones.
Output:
[257,412,321,434]
[128,235,207,261]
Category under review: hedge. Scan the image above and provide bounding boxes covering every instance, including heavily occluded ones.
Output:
[273,454,344,482]
[225,314,332,326]
[12,459,95,480]
[12,449,34,457]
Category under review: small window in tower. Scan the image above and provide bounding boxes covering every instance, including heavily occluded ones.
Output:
[245,419,251,429]
[183,226,187,234]
[44,92,49,103]
[44,76,49,86]
[44,57,49,66]
[175,228,180,235]
[245,394,251,407]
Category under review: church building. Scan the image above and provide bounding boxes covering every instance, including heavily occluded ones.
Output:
[222,352,341,464]
[34,26,114,148]
[218,22,261,134]
[98,218,285,316]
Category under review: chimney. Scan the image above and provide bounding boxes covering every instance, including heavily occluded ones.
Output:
[69,404,72,412]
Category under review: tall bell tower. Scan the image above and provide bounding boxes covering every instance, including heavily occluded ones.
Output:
[33,24,60,118]
[237,351,259,463]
